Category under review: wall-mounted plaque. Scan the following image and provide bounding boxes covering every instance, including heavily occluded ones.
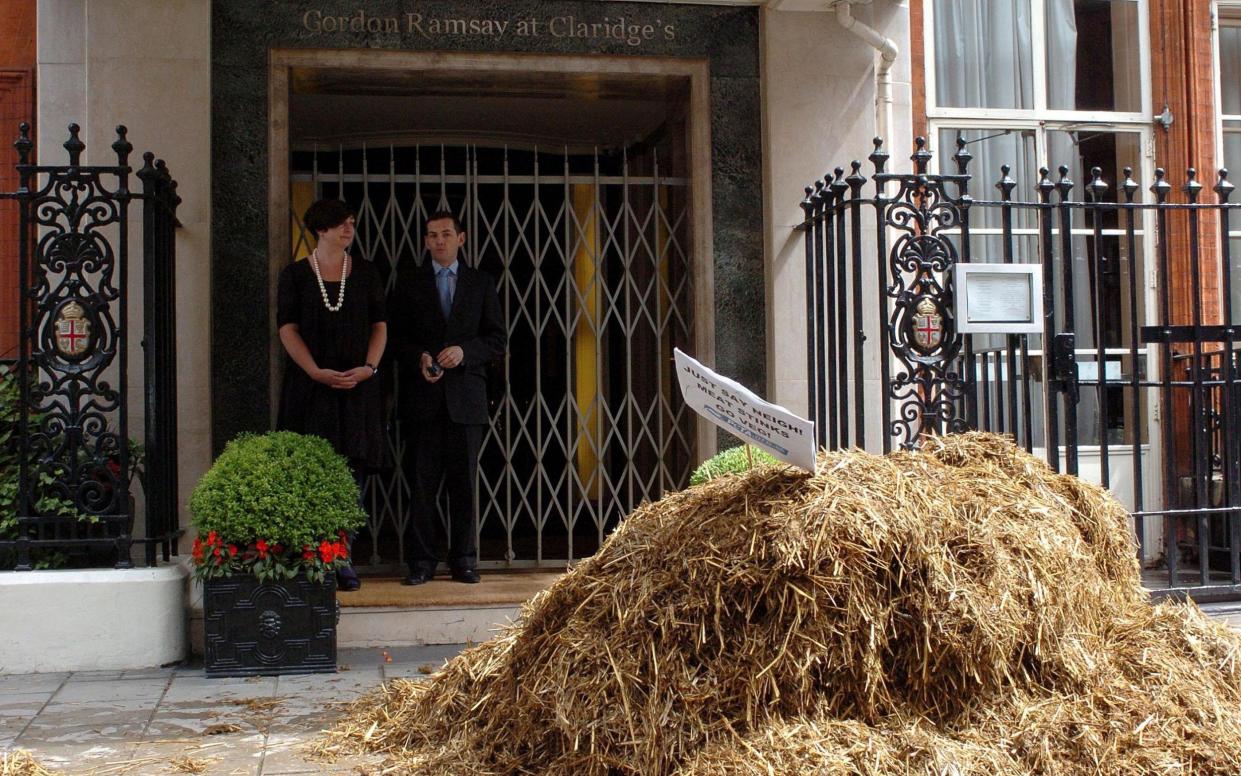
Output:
[953,263,1044,334]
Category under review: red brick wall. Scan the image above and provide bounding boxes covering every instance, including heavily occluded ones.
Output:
[1151,0,1221,329]
[0,0,35,68]
[909,0,927,145]
[1147,0,1223,481]
[0,0,35,360]
[0,72,32,361]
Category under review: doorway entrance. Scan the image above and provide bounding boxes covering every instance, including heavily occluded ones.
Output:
[270,50,714,571]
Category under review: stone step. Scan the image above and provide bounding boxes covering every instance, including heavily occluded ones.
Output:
[189,571,562,652]
[338,602,520,647]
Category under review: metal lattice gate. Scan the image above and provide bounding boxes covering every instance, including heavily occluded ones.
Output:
[290,144,696,570]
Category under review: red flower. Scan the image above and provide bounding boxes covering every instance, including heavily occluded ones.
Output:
[191,537,204,563]
[256,539,269,559]
[318,540,334,564]
[334,541,348,561]
[271,543,284,555]
[212,546,222,559]
[302,544,314,561]
[207,531,219,546]
[227,544,238,558]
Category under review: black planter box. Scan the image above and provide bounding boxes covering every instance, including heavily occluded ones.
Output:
[202,574,338,677]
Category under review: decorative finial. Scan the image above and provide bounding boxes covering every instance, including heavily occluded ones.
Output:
[912,137,931,175]
[1087,166,1108,201]
[64,124,85,166]
[112,125,132,167]
[952,134,972,176]
[1184,167,1202,202]
[869,137,889,175]
[14,122,32,164]
[1055,165,1074,200]
[1036,167,1054,202]
[1216,169,1234,203]
[1120,167,1138,202]
[995,164,1017,201]
[1150,168,1171,202]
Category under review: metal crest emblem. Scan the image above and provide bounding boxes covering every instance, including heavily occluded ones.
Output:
[54,301,92,358]
[911,297,943,352]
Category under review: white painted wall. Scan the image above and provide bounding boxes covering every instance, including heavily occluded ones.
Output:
[36,0,212,547]
[0,567,188,673]
[761,0,912,453]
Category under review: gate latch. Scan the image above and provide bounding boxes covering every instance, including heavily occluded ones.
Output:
[1051,333,1078,403]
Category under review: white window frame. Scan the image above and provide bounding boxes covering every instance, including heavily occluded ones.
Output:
[1216,2,1241,248]
[923,0,1159,457]
[924,0,1157,190]
[925,0,1152,125]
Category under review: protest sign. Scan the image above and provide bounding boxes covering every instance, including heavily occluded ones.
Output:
[674,348,816,473]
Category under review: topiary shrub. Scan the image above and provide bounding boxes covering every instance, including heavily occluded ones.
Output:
[188,431,366,581]
[689,445,782,486]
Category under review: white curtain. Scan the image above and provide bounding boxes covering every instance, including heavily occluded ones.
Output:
[1223,27,1241,118]
[934,0,1035,110]
[1220,27,1241,323]
[1044,0,1079,110]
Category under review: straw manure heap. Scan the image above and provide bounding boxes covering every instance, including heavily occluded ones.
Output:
[324,433,1241,774]
[0,751,56,776]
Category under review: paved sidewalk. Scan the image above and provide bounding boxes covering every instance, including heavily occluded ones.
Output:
[4,608,1239,775]
[0,645,464,775]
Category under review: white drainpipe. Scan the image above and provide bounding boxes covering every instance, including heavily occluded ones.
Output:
[832,1,900,144]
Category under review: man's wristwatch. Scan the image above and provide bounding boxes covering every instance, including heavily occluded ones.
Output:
[366,362,378,376]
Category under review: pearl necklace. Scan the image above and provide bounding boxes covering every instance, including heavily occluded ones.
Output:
[309,249,349,313]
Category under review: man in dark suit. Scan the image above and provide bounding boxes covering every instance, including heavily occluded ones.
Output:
[393,210,505,584]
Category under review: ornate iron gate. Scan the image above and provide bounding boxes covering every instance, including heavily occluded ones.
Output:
[801,137,1241,601]
[0,123,181,569]
[290,143,696,569]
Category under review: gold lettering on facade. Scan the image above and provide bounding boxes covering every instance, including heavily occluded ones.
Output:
[304,10,401,34]
[303,9,677,46]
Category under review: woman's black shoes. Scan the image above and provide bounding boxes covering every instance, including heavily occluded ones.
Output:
[337,566,362,591]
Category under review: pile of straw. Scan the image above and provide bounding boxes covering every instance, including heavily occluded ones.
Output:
[322,433,1241,774]
[0,751,55,776]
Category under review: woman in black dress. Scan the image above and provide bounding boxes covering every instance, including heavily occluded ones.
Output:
[276,199,387,591]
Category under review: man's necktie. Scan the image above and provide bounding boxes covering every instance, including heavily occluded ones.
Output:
[437,267,455,319]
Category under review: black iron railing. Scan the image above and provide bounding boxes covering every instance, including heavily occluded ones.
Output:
[0,123,181,570]
[800,136,1241,601]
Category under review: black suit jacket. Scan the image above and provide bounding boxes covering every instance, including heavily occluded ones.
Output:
[391,260,506,425]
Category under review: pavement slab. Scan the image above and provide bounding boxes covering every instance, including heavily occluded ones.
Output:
[0,673,69,696]
[51,678,171,705]
[0,646,462,775]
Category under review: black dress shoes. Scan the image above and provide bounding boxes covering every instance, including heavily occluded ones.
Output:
[451,568,480,584]
[336,566,362,592]
[401,570,434,586]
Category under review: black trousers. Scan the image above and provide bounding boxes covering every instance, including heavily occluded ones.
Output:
[405,417,483,574]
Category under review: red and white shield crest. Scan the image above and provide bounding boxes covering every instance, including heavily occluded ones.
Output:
[55,301,92,358]
[912,297,943,351]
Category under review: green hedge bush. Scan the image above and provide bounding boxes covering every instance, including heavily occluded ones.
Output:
[689,445,781,486]
[189,431,365,550]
